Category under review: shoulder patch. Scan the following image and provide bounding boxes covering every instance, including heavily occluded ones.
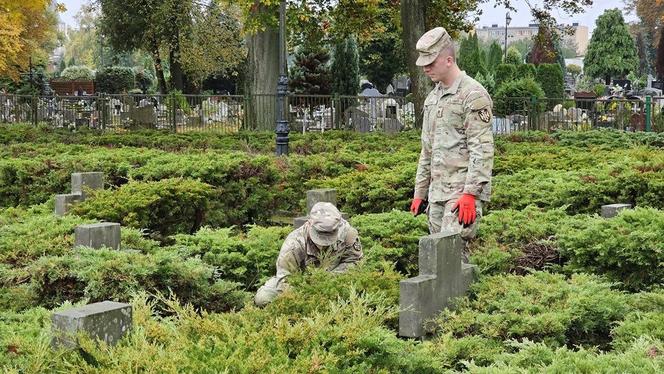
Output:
[478,108,491,123]
[465,92,492,111]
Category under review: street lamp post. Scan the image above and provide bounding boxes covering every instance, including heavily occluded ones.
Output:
[504,12,511,62]
[275,0,290,156]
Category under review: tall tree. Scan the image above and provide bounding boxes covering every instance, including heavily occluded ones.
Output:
[179,4,245,90]
[658,27,664,79]
[333,36,360,95]
[458,33,486,78]
[635,32,649,76]
[359,0,406,93]
[0,0,60,81]
[486,41,503,72]
[584,8,638,85]
[401,0,480,128]
[528,20,562,69]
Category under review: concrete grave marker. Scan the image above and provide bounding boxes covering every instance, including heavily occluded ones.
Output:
[399,232,477,338]
[55,193,82,216]
[75,222,121,250]
[55,172,104,217]
[601,203,632,218]
[294,189,348,228]
[71,172,104,199]
[52,301,132,349]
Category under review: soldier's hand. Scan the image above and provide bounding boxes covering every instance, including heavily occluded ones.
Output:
[453,194,476,225]
[410,198,424,216]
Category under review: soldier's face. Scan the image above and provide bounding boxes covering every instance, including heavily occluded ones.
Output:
[422,53,453,82]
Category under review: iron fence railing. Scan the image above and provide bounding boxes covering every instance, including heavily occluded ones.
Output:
[1,93,662,133]
[0,93,416,134]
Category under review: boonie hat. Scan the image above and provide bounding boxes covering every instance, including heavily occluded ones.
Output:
[416,27,453,66]
[308,202,341,246]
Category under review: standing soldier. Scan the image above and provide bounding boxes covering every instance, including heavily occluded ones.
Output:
[409,27,494,262]
[255,202,363,307]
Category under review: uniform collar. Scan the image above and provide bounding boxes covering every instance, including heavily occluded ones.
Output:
[439,71,466,96]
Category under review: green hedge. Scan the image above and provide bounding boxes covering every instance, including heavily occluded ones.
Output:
[493,77,546,116]
[95,66,136,94]
[72,178,216,237]
[558,208,664,291]
[536,63,565,109]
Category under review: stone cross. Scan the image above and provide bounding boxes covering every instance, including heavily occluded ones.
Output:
[399,232,477,338]
[601,203,632,218]
[75,222,121,250]
[52,301,132,349]
[294,188,345,228]
[55,172,104,216]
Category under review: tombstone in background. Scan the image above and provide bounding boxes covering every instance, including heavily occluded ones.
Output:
[601,203,632,218]
[383,119,403,134]
[55,172,104,217]
[52,301,132,349]
[345,107,372,133]
[71,172,104,200]
[54,194,82,216]
[399,232,477,338]
[75,222,121,250]
[294,189,348,229]
[129,105,157,127]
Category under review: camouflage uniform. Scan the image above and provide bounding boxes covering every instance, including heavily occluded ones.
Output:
[254,203,363,307]
[414,71,494,255]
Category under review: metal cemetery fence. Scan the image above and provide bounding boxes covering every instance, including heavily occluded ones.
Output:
[0,93,415,134]
[1,93,661,133]
[492,96,661,133]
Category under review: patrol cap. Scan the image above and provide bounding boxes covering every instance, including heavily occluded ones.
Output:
[416,27,453,66]
[308,202,341,246]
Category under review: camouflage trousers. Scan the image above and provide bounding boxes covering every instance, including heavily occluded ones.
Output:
[427,199,483,263]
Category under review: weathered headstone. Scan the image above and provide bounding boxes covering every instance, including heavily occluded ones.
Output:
[294,188,348,229]
[346,107,372,132]
[75,222,121,250]
[399,232,477,338]
[383,118,403,134]
[52,301,132,349]
[601,203,632,218]
[71,172,103,199]
[306,189,337,214]
[54,193,81,217]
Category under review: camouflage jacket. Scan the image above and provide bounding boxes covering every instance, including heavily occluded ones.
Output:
[275,220,363,280]
[414,72,494,203]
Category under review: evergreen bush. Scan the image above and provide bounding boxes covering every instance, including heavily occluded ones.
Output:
[95,66,136,94]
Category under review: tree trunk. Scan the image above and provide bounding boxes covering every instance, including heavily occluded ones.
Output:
[170,47,185,92]
[244,24,279,130]
[605,75,610,86]
[151,42,168,94]
[401,0,432,129]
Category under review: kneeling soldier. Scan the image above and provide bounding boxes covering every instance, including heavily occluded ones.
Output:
[254,202,363,307]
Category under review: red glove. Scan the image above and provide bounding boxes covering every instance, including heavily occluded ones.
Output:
[410,198,424,215]
[453,194,476,225]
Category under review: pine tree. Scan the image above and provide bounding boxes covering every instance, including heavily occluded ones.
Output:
[289,44,332,95]
[332,36,360,95]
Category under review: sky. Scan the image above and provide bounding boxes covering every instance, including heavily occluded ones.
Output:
[477,0,637,35]
[60,0,637,35]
